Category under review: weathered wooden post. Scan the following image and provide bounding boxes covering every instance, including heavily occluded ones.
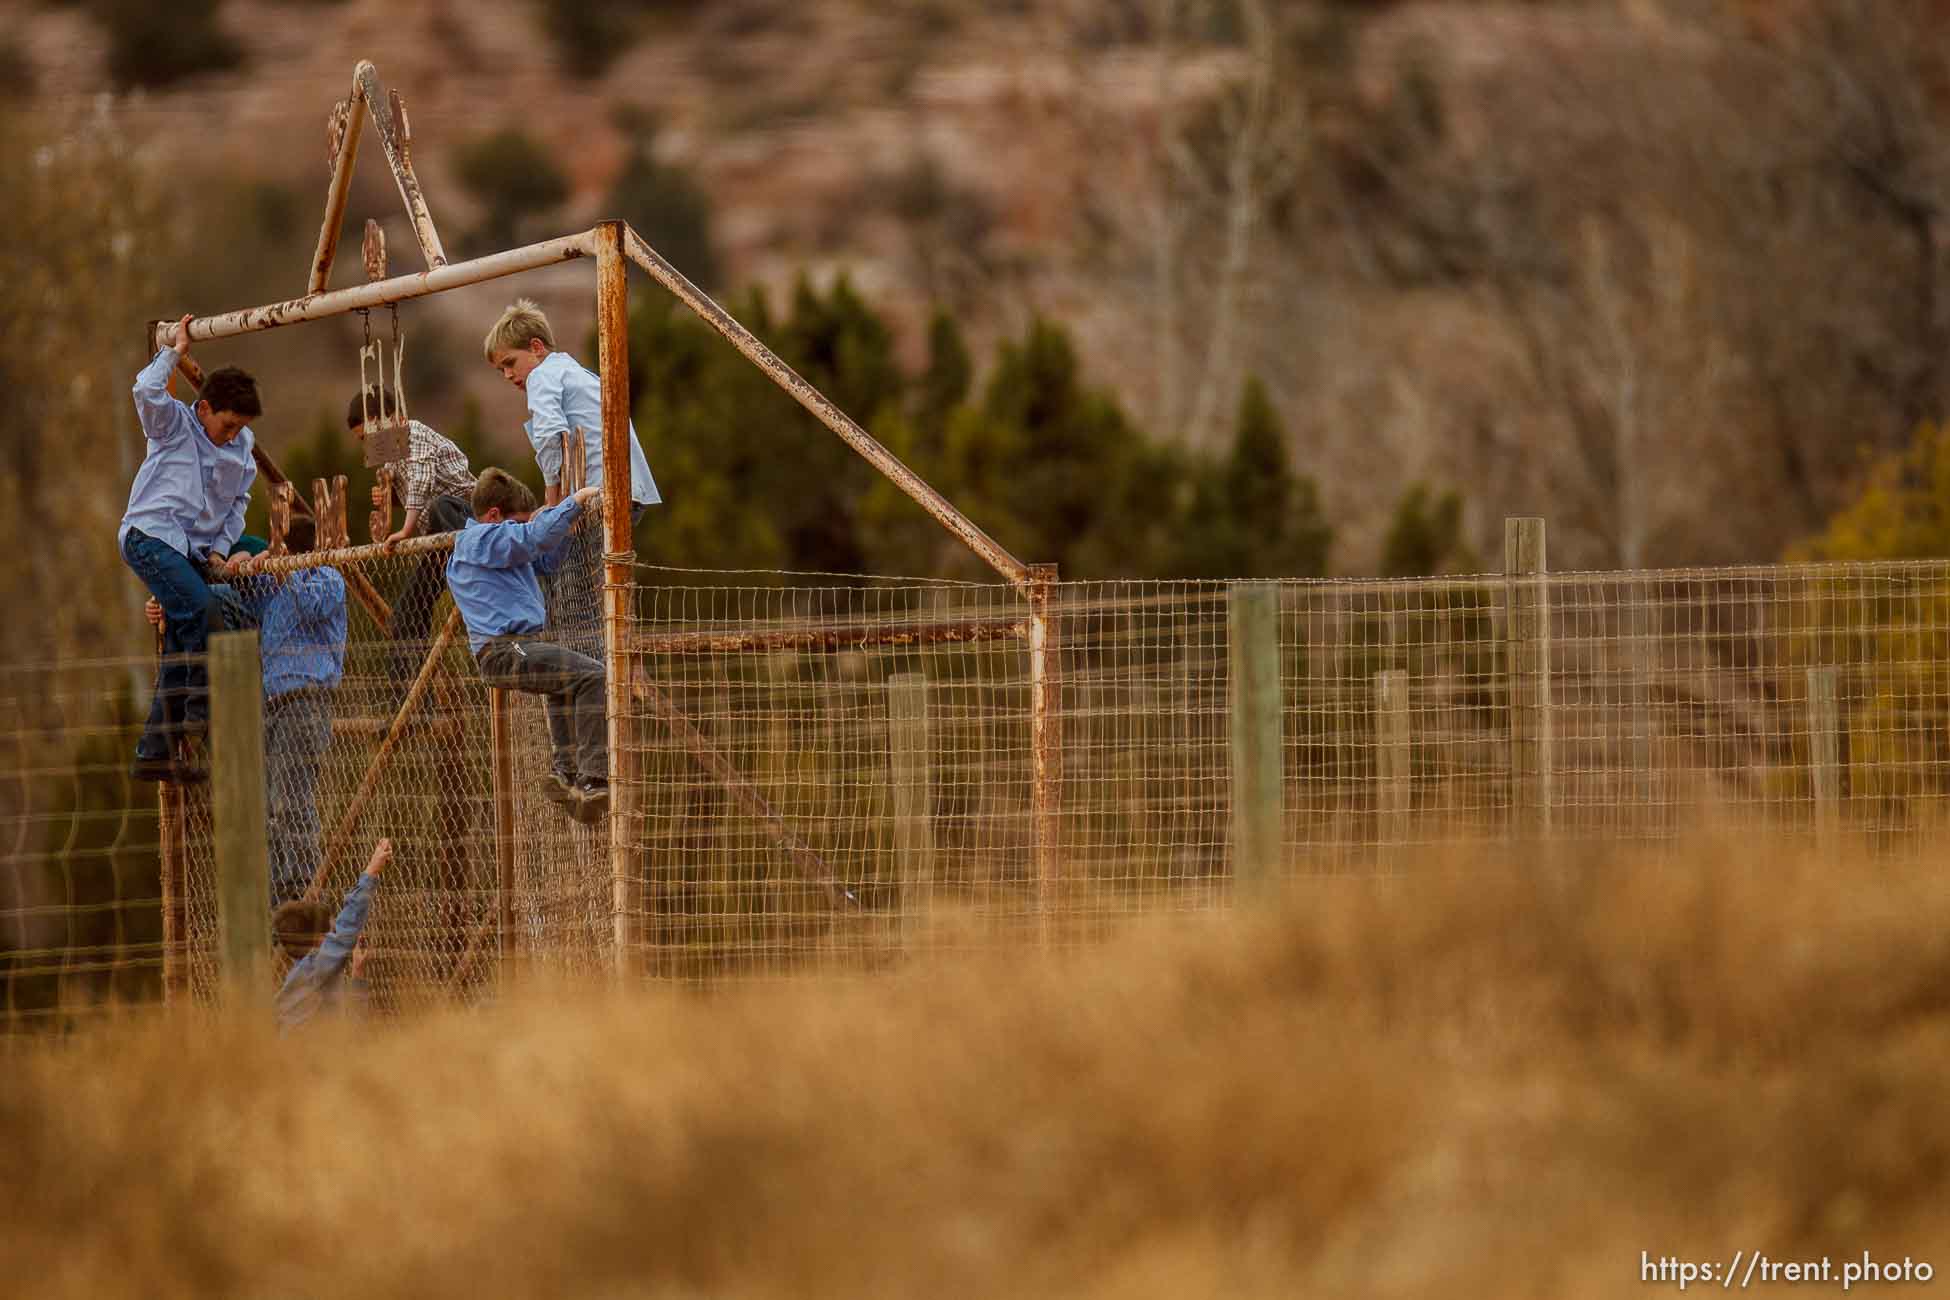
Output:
[1375,669,1411,848]
[1504,518,1553,837]
[1808,666,1841,850]
[211,630,271,1002]
[1228,583,1284,896]
[886,673,934,948]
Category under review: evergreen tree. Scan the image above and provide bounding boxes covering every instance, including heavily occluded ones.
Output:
[1381,483,1479,577]
[1173,377,1331,579]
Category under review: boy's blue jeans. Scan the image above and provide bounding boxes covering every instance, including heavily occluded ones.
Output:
[123,529,223,760]
[265,686,333,906]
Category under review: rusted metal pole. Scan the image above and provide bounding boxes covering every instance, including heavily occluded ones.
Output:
[234,531,452,577]
[307,74,367,295]
[620,226,1028,587]
[596,221,642,975]
[634,618,1027,656]
[354,65,450,270]
[305,607,462,899]
[490,688,517,967]
[180,232,593,343]
[1027,563,1062,941]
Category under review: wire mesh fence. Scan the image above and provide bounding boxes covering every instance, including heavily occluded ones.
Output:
[10,548,1950,1028]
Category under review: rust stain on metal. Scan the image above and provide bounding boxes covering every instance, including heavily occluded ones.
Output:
[356,63,448,269]
[634,618,1028,655]
[620,225,1028,587]
[361,218,387,282]
[309,76,366,295]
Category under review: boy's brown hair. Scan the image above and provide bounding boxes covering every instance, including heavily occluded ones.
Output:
[346,386,397,430]
[285,514,318,555]
[199,367,262,419]
[272,898,334,961]
[472,467,537,518]
[483,298,554,360]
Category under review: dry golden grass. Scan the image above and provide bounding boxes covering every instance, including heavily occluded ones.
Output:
[6,833,1950,1297]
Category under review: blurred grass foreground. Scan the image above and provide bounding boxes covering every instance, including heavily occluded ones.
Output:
[6,833,1949,1298]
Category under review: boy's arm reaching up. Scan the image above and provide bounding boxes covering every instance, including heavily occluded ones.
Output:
[535,486,601,575]
[132,314,194,439]
[311,839,391,981]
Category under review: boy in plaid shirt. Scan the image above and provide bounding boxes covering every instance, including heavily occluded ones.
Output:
[349,388,477,685]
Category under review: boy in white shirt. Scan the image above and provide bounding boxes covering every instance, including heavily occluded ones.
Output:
[483,297,660,658]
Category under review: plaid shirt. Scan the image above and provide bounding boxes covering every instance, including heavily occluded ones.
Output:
[388,419,477,515]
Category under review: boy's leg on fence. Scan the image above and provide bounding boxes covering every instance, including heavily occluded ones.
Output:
[264,688,332,906]
[475,636,606,778]
[123,530,215,759]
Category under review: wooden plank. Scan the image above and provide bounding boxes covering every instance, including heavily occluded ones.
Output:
[887,673,933,945]
[1504,518,1553,837]
[1375,669,1411,847]
[1227,583,1283,896]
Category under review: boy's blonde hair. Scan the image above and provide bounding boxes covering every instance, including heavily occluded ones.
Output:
[472,467,538,518]
[483,297,555,360]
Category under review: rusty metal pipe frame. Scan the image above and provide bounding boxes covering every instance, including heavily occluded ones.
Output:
[356,63,448,272]
[180,231,596,343]
[620,226,1029,588]
[307,68,367,295]
[634,617,1028,656]
[595,222,644,973]
[1027,564,1062,943]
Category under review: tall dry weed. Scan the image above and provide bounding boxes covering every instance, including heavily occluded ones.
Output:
[4,833,1948,1297]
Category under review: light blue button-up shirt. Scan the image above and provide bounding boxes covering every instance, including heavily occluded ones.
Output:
[523,349,661,505]
[118,348,257,560]
[275,874,376,1032]
[233,568,347,699]
[447,496,584,654]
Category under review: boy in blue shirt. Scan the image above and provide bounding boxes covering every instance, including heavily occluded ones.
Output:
[448,469,609,823]
[146,518,346,905]
[122,313,261,783]
[231,515,348,906]
[483,297,660,658]
[273,837,389,1031]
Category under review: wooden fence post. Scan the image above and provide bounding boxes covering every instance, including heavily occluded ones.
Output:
[886,673,934,947]
[1228,583,1284,896]
[1504,518,1553,837]
[1375,669,1411,848]
[211,630,271,1003]
[1808,666,1841,849]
